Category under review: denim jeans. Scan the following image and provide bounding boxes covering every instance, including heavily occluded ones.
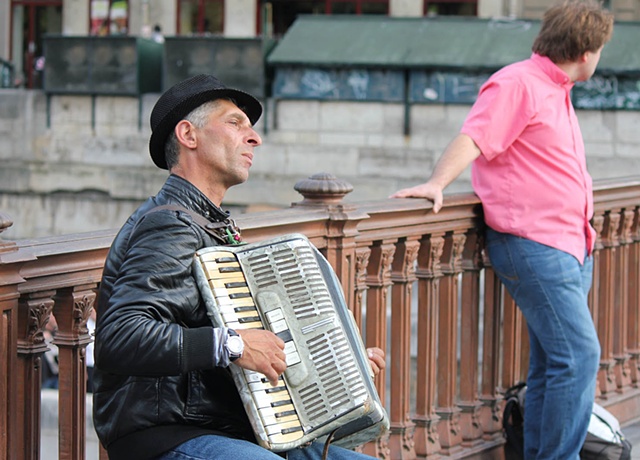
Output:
[485,228,600,460]
[155,434,376,460]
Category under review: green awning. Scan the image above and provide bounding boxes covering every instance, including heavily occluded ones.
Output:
[267,15,640,75]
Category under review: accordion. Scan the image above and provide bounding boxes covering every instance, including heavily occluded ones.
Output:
[192,233,389,452]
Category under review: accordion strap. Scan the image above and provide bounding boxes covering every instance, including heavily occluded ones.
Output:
[137,204,240,245]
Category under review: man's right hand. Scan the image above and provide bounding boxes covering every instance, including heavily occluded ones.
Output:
[234,329,286,386]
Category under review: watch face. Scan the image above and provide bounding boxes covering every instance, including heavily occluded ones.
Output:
[227,335,244,355]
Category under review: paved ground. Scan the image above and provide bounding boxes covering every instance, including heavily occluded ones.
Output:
[40,389,640,459]
[41,390,100,460]
[623,418,640,459]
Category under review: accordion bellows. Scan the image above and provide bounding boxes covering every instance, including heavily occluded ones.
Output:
[192,233,389,452]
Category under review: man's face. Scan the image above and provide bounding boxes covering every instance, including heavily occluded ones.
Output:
[195,99,262,189]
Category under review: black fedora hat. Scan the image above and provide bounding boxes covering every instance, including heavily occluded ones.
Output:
[149,74,262,169]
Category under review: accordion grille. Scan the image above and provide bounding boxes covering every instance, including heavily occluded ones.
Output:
[298,328,368,424]
[242,243,368,426]
[247,245,335,320]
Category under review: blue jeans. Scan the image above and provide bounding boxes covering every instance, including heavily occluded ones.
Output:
[485,228,600,460]
[155,434,376,460]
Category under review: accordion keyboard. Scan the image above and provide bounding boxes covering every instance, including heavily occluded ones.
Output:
[198,250,306,446]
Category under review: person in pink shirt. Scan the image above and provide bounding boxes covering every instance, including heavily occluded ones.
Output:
[392,1,613,458]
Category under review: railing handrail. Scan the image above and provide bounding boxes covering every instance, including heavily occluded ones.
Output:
[2,176,640,460]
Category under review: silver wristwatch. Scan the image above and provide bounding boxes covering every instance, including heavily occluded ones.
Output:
[225,328,244,362]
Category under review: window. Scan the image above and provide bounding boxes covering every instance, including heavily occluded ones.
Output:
[10,0,63,88]
[260,0,388,37]
[177,0,224,35]
[90,0,129,36]
[328,0,389,14]
[423,0,477,16]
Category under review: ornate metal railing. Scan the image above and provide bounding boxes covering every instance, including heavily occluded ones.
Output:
[1,174,639,460]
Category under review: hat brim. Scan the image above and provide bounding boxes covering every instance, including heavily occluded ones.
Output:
[149,87,262,170]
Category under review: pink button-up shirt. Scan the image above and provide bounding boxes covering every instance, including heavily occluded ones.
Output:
[462,53,595,263]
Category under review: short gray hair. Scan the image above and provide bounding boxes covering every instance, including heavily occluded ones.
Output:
[163,99,225,170]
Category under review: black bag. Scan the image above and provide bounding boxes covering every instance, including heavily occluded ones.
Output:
[502,382,632,460]
[503,382,526,459]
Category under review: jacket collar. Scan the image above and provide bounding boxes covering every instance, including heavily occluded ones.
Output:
[159,174,231,223]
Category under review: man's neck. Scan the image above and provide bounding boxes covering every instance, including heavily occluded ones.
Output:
[169,167,225,207]
[555,61,581,82]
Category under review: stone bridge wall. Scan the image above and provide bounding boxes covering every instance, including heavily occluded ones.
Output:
[1,89,639,239]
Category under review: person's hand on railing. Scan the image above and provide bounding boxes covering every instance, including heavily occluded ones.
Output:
[389,133,482,213]
[389,182,445,213]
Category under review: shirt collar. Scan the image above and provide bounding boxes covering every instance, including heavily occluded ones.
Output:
[531,53,574,89]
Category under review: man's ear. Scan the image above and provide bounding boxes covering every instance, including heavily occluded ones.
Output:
[175,120,198,149]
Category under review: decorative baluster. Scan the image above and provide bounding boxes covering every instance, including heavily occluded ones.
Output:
[52,286,95,460]
[478,251,505,440]
[628,207,640,386]
[362,241,394,459]
[597,210,619,397]
[501,290,527,387]
[353,247,371,329]
[590,214,604,397]
[458,229,484,446]
[613,209,635,392]
[435,232,465,455]
[352,246,377,457]
[413,234,443,458]
[365,241,395,396]
[16,292,55,460]
[519,315,530,383]
[388,238,419,459]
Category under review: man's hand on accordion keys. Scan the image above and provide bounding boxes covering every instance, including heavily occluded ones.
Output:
[234,329,287,386]
[367,347,386,377]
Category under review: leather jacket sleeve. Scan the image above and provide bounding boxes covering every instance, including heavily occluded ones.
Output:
[95,208,217,376]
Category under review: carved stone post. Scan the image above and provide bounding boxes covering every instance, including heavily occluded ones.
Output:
[293,173,385,456]
[293,172,354,207]
[293,173,367,312]
[16,291,56,460]
[597,210,619,397]
[613,209,634,392]
[363,240,395,459]
[0,212,22,460]
[458,229,484,446]
[478,250,505,439]
[590,214,604,397]
[435,232,465,455]
[52,286,95,460]
[502,290,526,387]
[388,238,419,459]
[365,241,395,394]
[628,207,640,386]
[413,234,443,458]
[353,247,371,329]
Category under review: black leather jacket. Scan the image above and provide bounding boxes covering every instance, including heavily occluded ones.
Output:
[93,175,255,460]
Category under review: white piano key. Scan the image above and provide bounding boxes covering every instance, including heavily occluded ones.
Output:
[270,318,288,334]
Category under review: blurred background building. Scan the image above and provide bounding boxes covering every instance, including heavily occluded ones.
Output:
[1,0,639,240]
[3,0,639,91]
